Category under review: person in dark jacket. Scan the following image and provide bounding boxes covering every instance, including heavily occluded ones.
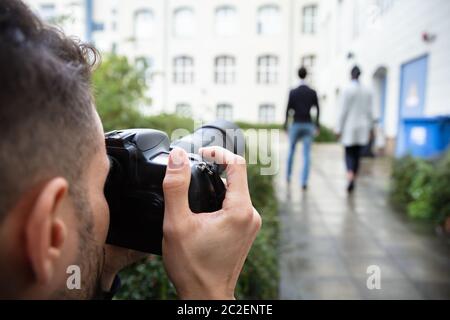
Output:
[284,67,320,190]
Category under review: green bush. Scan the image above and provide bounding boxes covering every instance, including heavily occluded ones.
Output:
[407,159,434,219]
[94,54,279,300]
[236,122,336,143]
[389,156,420,212]
[92,54,149,132]
[315,125,337,143]
[235,164,279,300]
[428,151,450,224]
[236,122,283,131]
[390,152,450,224]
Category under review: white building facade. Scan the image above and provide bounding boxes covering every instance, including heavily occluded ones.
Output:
[317,0,450,152]
[25,0,450,153]
[26,0,324,124]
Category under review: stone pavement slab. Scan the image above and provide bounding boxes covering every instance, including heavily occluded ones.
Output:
[276,138,450,300]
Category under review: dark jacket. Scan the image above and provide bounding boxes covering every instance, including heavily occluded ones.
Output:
[285,84,320,127]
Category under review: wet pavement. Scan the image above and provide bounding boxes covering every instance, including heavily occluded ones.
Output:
[276,139,450,300]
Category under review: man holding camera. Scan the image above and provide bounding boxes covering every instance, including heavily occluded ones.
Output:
[0,0,261,299]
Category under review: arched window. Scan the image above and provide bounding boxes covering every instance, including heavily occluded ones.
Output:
[134,9,154,42]
[216,104,233,121]
[173,8,195,38]
[257,55,279,84]
[215,6,237,36]
[259,104,276,123]
[176,103,192,117]
[173,56,194,84]
[215,55,236,84]
[257,5,281,35]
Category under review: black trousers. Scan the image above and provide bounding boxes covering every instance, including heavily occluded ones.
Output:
[345,146,363,174]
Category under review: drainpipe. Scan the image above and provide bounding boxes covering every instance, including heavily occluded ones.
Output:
[85,0,93,43]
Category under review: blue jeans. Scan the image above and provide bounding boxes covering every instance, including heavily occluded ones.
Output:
[286,122,315,186]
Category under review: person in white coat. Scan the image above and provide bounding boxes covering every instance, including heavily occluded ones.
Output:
[335,66,376,193]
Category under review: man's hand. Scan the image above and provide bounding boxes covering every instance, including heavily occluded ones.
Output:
[101,245,148,291]
[162,147,262,300]
[315,127,321,138]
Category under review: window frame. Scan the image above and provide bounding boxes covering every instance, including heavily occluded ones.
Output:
[302,5,318,35]
[173,7,195,38]
[257,4,281,36]
[175,103,192,117]
[215,6,238,36]
[173,56,194,84]
[215,55,236,85]
[216,103,234,121]
[257,55,279,85]
[301,54,316,85]
[258,104,276,124]
[134,9,155,42]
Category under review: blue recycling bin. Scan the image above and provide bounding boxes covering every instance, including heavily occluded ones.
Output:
[401,116,450,158]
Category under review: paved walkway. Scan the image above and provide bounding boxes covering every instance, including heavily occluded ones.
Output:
[276,137,450,299]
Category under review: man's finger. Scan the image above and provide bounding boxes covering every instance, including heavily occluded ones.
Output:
[199,147,249,198]
[163,148,191,218]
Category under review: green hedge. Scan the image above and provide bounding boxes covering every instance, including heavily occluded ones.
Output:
[389,151,450,224]
[236,121,337,143]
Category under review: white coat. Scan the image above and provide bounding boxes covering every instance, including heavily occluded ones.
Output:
[336,81,376,147]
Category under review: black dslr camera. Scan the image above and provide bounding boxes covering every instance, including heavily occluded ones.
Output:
[104,120,245,255]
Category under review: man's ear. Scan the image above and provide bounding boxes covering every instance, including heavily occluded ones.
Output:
[25,178,69,285]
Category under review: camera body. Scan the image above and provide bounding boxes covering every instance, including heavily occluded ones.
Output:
[104,121,244,255]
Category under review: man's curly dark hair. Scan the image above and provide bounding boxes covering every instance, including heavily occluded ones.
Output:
[0,0,100,223]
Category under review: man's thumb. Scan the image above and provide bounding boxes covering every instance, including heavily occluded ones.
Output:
[163,148,191,217]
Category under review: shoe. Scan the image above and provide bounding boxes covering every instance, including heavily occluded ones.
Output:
[347,180,355,193]
[302,185,308,191]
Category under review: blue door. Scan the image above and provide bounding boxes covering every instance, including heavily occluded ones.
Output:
[396,55,428,156]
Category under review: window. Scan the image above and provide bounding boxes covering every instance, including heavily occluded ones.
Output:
[215,56,236,84]
[257,5,281,35]
[301,55,316,85]
[135,57,154,84]
[216,104,233,121]
[134,9,154,42]
[176,103,192,117]
[215,6,237,36]
[173,56,194,84]
[259,104,276,124]
[257,55,278,84]
[302,5,317,34]
[376,0,395,15]
[174,8,195,38]
[39,3,55,22]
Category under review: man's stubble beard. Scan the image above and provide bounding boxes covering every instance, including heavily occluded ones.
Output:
[52,190,105,300]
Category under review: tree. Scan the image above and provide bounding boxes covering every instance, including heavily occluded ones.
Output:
[92,54,150,132]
